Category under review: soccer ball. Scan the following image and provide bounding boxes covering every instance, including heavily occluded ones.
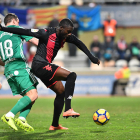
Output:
[93,109,110,125]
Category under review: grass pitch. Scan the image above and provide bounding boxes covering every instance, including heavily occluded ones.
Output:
[0,97,140,140]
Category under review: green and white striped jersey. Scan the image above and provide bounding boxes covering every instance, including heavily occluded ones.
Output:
[0,25,33,73]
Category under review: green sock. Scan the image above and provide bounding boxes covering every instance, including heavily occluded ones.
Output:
[10,96,31,115]
[19,103,32,119]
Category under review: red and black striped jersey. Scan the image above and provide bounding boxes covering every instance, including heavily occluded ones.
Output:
[34,27,67,63]
[1,26,99,64]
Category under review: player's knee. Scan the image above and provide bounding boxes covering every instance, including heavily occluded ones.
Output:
[30,94,38,102]
[26,89,38,102]
[34,93,38,101]
[32,100,36,105]
[55,85,65,95]
[67,72,77,82]
[70,72,77,81]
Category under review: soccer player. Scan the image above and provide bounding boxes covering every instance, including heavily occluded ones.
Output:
[0,13,39,131]
[0,18,100,130]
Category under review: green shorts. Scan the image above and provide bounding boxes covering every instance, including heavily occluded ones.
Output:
[5,68,38,96]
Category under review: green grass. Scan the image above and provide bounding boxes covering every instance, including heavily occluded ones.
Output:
[0,97,140,140]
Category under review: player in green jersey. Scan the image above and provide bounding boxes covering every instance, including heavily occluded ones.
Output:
[0,13,39,131]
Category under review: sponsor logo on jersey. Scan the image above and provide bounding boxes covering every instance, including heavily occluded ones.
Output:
[31,29,39,32]
[43,65,52,72]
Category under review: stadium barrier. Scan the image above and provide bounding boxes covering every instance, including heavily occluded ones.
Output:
[125,74,140,96]
[0,72,139,96]
[0,74,115,96]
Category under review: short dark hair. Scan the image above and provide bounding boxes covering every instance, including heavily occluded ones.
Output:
[4,13,18,25]
[59,18,74,28]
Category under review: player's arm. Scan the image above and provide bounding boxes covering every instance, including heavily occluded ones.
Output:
[66,34,100,65]
[0,57,4,66]
[0,24,46,39]
[28,38,39,46]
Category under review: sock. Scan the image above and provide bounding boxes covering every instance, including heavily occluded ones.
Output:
[18,117,26,121]
[64,72,77,112]
[19,103,32,119]
[10,96,32,115]
[5,111,15,118]
[52,92,65,127]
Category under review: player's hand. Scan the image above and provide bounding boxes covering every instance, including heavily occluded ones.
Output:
[97,59,100,65]
[90,56,100,65]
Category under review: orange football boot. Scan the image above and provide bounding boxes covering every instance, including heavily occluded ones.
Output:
[49,124,68,130]
[63,108,80,118]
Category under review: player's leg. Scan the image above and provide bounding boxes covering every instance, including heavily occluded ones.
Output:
[9,71,38,118]
[52,67,80,118]
[49,81,68,130]
[1,100,33,131]
[1,77,22,131]
[32,61,79,119]
[32,61,77,113]
[18,101,35,121]
[1,89,37,131]
[10,89,37,118]
[15,88,38,132]
[1,69,38,131]
[40,75,67,130]
[15,70,38,132]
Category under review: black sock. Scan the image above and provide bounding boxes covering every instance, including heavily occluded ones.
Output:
[64,72,77,112]
[52,92,65,127]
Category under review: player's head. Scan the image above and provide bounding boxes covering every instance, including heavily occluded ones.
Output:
[4,13,19,26]
[58,18,74,39]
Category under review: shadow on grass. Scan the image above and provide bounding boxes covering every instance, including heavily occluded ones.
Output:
[45,130,60,134]
[90,130,107,133]
[0,131,65,140]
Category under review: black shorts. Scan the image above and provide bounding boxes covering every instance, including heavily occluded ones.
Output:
[31,60,60,88]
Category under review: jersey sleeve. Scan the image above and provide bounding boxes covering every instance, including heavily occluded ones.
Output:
[1,26,47,40]
[20,35,33,42]
[15,26,33,41]
[66,34,99,64]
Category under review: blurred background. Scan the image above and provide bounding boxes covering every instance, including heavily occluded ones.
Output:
[0,0,140,97]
